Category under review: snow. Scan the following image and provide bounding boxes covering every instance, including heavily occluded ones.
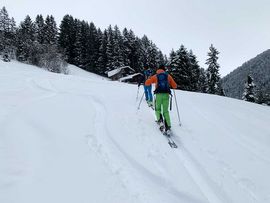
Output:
[1,60,270,203]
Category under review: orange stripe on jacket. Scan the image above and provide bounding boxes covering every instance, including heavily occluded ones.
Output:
[145,69,177,89]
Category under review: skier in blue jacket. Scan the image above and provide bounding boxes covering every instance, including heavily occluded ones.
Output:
[138,66,153,107]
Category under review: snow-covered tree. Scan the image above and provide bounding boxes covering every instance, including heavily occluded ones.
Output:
[242,75,256,102]
[206,44,221,94]
[0,6,16,55]
[112,25,124,68]
[44,15,58,45]
[198,68,208,93]
[169,45,192,90]
[16,15,36,62]
[188,50,200,91]
[35,15,45,44]
[96,29,108,75]
[58,15,76,64]
[122,27,132,66]
[73,19,83,66]
[105,25,115,71]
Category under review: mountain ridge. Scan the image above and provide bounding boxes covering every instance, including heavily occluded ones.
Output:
[222,49,270,103]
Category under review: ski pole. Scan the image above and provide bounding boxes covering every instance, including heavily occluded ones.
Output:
[137,92,145,110]
[154,95,156,111]
[173,89,181,126]
[136,86,140,101]
[170,94,172,111]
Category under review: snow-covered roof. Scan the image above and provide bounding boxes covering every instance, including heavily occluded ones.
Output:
[119,73,142,82]
[107,66,135,77]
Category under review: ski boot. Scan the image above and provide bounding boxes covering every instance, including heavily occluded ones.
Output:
[164,126,171,137]
[156,119,164,132]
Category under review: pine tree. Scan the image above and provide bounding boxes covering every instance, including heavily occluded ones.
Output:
[73,19,83,66]
[188,50,200,91]
[112,25,124,68]
[169,45,192,90]
[96,29,108,75]
[242,75,256,102]
[133,36,144,72]
[157,50,165,67]
[198,68,208,93]
[58,15,76,64]
[148,42,158,69]
[84,22,99,73]
[206,44,221,94]
[95,28,103,74]
[35,14,45,44]
[140,35,151,67]
[122,27,131,66]
[106,25,114,71]
[0,6,10,34]
[44,15,58,45]
[16,15,36,62]
[122,29,142,72]
[0,6,16,54]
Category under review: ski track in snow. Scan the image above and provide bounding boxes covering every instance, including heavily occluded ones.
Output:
[175,97,268,203]
[87,96,153,203]
[147,107,229,203]
[87,96,208,203]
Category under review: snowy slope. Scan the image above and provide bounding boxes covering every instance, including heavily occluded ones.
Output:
[0,60,270,203]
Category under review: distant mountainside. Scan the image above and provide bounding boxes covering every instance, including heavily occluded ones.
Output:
[222,49,270,102]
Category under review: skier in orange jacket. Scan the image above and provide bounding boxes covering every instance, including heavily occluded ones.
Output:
[145,65,177,133]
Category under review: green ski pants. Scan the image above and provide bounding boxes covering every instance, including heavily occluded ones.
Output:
[155,93,171,127]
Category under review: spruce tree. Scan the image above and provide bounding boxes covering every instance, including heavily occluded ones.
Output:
[140,35,151,67]
[106,25,114,71]
[169,45,192,90]
[148,42,158,69]
[73,19,83,66]
[0,6,16,54]
[206,44,221,94]
[88,22,99,72]
[58,15,76,64]
[242,75,256,102]
[44,15,57,45]
[157,50,165,67]
[35,14,45,44]
[122,27,132,66]
[95,28,103,74]
[16,15,36,62]
[96,29,108,75]
[133,36,144,72]
[125,29,142,72]
[188,50,200,91]
[112,25,124,68]
[0,7,9,31]
[198,68,208,93]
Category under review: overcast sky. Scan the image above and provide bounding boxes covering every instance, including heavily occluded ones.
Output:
[2,0,270,76]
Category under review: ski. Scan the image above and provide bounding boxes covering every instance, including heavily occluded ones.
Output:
[157,123,178,148]
[164,132,178,148]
